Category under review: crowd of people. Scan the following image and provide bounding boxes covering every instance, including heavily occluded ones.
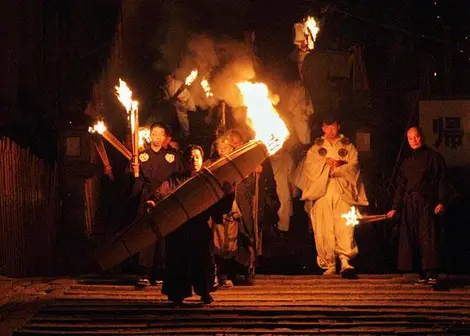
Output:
[114,67,457,306]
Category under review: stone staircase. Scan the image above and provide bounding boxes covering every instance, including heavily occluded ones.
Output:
[13,274,470,335]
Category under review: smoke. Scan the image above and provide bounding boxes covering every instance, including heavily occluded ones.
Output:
[166,34,256,110]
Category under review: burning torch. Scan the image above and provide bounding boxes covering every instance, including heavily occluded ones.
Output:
[95,80,289,270]
[115,79,140,178]
[171,69,198,101]
[89,121,132,161]
[341,206,389,227]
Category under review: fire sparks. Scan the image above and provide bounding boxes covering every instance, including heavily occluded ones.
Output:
[341,206,360,227]
[201,78,214,97]
[89,121,107,134]
[304,16,319,50]
[236,82,289,155]
[185,69,198,86]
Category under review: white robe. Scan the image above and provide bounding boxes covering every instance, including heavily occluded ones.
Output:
[292,135,368,269]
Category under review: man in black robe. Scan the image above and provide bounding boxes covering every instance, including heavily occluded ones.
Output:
[146,144,222,305]
[132,122,184,285]
[387,126,452,284]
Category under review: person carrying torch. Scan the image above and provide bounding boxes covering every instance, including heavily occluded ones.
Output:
[292,115,368,278]
[131,122,185,285]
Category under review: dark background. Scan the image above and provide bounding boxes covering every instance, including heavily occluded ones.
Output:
[1,0,469,276]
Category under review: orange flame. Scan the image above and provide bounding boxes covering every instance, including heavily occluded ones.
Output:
[236,82,289,155]
[185,69,198,86]
[115,78,139,132]
[201,78,214,97]
[89,121,107,134]
[341,206,361,227]
[304,16,319,50]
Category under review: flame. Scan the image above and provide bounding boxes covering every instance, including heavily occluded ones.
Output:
[185,69,198,86]
[115,79,138,113]
[236,81,289,155]
[138,127,151,149]
[89,121,107,134]
[304,16,319,50]
[115,78,139,133]
[341,206,361,227]
[201,78,214,97]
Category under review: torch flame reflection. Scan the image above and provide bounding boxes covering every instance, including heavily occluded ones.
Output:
[236,81,289,155]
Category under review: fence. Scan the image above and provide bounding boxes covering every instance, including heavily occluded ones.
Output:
[0,137,59,277]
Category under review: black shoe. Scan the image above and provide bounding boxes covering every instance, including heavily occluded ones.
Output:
[169,296,183,307]
[341,268,358,279]
[200,294,214,304]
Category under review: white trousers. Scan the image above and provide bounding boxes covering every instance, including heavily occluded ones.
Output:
[309,179,358,269]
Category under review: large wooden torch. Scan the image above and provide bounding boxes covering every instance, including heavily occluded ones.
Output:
[95,80,289,271]
[171,69,198,101]
[115,79,140,178]
[95,140,269,270]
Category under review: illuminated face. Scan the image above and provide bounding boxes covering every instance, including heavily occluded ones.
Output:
[229,135,243,149]
[150,126,166,147]
[407,127,423,150]
[189,149,203,173]
[322,122,340,141]
[216,140,234,156]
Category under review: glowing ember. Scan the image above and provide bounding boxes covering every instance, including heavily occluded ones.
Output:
[304,16,319,50]
[201,78,214,97]
[236,81,289,155]
[138,127,151,149]
[89,121,107,134]
[341,206,361,227]
[185,69,198,86]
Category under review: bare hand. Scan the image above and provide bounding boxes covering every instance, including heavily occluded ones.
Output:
[130,163,139,174]
[386,210,397,219]
[434,203,445,215]
[255,165,263,173]
[326,158,336,167]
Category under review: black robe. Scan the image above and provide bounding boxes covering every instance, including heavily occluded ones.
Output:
[235,158,280,266]
[152,173,217,300]
[392,146,450,272]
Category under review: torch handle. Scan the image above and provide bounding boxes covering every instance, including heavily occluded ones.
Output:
[133,108,140,178]
[101,130,132,160]
[171,84,187,101]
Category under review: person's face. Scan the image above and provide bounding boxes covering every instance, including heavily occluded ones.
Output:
[229,135,243,149]
[189,149,203,173]
[407,127,423,150]
[322,122,340,141]
[216,141,234,156]
[150,126,166,147]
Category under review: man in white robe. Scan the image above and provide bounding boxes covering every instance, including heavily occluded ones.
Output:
[293,117,368,276]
